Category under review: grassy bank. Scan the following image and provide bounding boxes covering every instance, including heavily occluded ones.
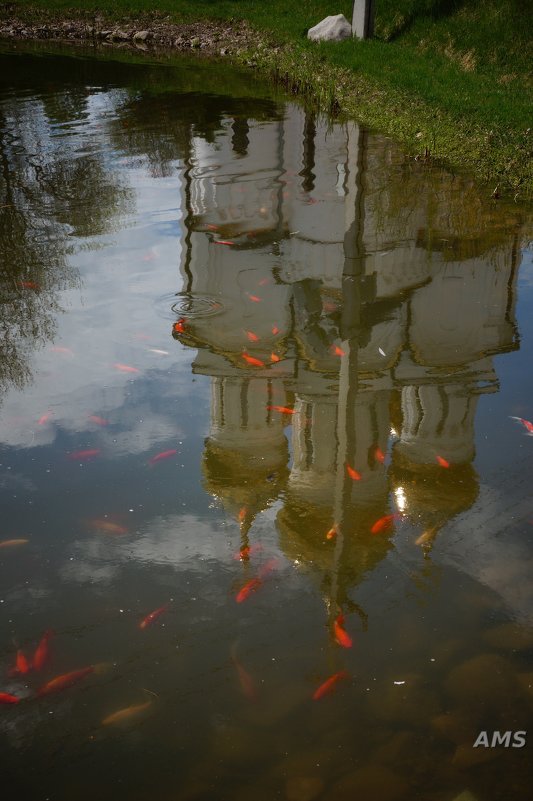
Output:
[4,0,533,196]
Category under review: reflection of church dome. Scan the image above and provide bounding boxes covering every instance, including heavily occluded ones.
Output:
[202,440,289,534]
[389,446,479,532]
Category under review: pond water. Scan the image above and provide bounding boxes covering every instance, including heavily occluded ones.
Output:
[1,44,532,801]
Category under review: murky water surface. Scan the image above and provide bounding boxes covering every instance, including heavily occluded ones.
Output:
[1,45,532,801]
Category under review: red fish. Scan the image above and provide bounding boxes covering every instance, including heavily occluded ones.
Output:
[230,647,258,701]
[114,363,140,374]
[206,224,219,231]
[238,506,247,523]
[88,415,109,427]
[242,353,265,368]
[370,513,400,535]
[89,519,128,536]
[37,666,94,696]
[11,650,30,676]
[236,578,262,603]
[346,464,361,481]
[0,692,20,704]
[267,405,296,415]
[258,278,270,287]
[247,294,261,303]
[215,240,235,246]
[139,604,168,630]
[272,326,280,335]
[68,449,101,461]
[33,630,53,671]
[375,447,386,463]
[436,455,450,468]
[510,416,533,433]
[38,412,52,425]
[148,449,177,466]
[18,280,39,290]
[233,544,263,561]
[270,353,281,363]
[51,346,74,356]
[246,331,259,342]
[173,319,187,334]
[333,615,353,648]
[326,525,337,540]
[312,670,349,700]
[332,345,345,357]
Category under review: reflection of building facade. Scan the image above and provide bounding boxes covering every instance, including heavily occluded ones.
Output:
[175,101,520,603]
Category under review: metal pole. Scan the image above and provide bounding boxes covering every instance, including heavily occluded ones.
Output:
[352,0,375,39]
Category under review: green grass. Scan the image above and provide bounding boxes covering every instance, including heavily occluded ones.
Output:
[5,0,533,195]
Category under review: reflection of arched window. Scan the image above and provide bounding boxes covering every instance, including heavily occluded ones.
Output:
[231,118,249,156]
[299,112,316,193]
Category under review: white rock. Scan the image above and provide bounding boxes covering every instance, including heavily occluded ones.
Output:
[307,14,352,43]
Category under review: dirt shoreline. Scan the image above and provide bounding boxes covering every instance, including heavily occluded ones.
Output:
[0,12,262,55]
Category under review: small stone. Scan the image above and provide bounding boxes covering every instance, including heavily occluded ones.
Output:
[220,48,229,55]
[445,653,520,712]
[133,30,151,42]
[191,37,200,48]
[307,14,352,43]
[451,792,481,801]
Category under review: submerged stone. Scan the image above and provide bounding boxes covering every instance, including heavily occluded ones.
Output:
[307,15,352,43]
[483,622,533,651]
[285,776,324,801]
[327,764,409,801]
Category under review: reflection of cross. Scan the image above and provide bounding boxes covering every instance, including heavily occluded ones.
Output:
[352,0,375,39]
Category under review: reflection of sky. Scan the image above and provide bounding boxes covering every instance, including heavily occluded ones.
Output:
[0,156,202,454]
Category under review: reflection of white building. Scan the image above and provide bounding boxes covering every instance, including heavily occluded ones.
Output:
[177,101,519,527]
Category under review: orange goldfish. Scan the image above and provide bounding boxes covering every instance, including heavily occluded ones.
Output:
[18,280,39,290]
[0,538,29,548]
[272,326,280,335]
[247,294,261,303]
[88,415,109,427]
[333,615,353,649]
[270,353,281,363]
[68,449,101,461]
[0,692,20,704]
[173,319,187,334]
[332,345,345,357]
[246,331,259,342]
[102,699,152,726]
[346,464,361,481]
[375,447,386,463]
[267,405,296,415]
[233,544,264,562]
[230,646,257,701]
[139,604,168,630]
[33,630,53,671]
[436,455,450,468]
[236,578,262,603]
[148,449,177,466]
[510,416,533,434]
[326,526,337,540]
[114,364,140,374]
[11,650,30,676]
[312,670,349,700]
[89,520,128,536]
[242,352,265,367]
[370,513,400,535]
[214,240,235,246]
[258,278,270,287]
[238,506,247,523]
[415,526,439,546]
[37,666,94,696]
[38,412,52,425]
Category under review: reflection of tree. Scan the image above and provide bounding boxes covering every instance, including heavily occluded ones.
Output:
[0,51,134,400]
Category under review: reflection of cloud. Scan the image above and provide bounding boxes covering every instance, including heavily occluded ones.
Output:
[59,513,285,591]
